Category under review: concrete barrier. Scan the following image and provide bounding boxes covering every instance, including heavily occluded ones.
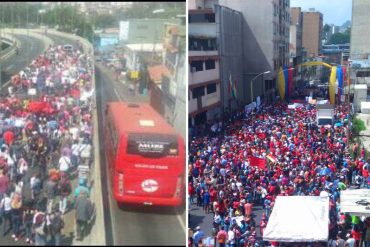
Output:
[45,29,106,246]
[3,28,53,52]
[0,29,54,89]
[0,34,19,60]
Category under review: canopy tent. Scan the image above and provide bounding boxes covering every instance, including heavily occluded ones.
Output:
[263,196,329,242]
[340,189,370,217]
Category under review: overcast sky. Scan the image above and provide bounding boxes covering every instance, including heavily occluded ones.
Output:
[291,0,352,26]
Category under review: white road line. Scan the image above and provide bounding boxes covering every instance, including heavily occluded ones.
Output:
[176,210,186,232]
[114,88,121,101]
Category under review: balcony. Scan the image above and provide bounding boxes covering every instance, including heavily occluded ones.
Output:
[189,23,217,38]
[189,50,218,57]
[188,90,221,114]
[189,67,219,86]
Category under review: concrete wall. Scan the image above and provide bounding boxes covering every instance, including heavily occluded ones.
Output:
[215,4,245,112]
[218,0,274,73]
[350,0,370,59]
[354,86,368,112]
[173,54,187,139]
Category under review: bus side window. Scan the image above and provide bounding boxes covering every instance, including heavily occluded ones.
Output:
[105,105,109,115]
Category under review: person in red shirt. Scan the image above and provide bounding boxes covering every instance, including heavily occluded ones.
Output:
[216,226,227,247]
[244,200,253,217]
[3,129,14,146]
[209,188,217,213]
[351,224,362,247]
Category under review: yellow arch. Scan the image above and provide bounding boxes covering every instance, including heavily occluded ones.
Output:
[299,61,333,69]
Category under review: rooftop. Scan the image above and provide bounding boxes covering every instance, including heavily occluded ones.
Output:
[148,65,170,84]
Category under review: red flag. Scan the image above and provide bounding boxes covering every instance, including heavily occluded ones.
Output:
[249,156,266,169]
[257,133,266,139]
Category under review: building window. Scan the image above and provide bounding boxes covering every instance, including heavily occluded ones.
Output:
[189,37,217,51]
[190,61,203,72]
[192,86,205,98]
[205,59,216,70]
[207,83,217,94]
[189,13,215,23]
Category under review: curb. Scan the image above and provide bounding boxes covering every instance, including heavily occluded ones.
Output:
[45,29,106,246]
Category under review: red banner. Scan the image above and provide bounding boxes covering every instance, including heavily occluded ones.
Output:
[249,156,266,169]
[28,101,54,114]
[257,133,266,139]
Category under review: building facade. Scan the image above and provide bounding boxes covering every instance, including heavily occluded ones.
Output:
[350,0,370,103]
[188,0,291,126]
[302,8,323,57]
[289,7,303,66]
[148,21,186,138]
[188,1,222,126]
[351,0,370,59]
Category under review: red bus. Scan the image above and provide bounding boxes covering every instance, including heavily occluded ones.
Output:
[104,102,185,207]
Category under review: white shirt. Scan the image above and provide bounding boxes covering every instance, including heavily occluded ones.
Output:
[71,143,81,156]
[227,230,235,244]
[59,156,71,172]
[79,144,91,158]
[346,238,355,247]
[69,127,79,140]
[1,196,12,211]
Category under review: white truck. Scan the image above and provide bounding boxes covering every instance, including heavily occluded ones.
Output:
[316,104,334,126]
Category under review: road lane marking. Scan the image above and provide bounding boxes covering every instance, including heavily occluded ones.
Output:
[114,88,121,101]
[176,210,186,232]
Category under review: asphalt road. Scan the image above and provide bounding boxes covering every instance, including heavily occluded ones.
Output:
[95,63,186,246]
[44,32,79,48]
[1,33,44,86]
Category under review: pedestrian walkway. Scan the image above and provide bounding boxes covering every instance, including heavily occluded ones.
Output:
[0,43,95,246]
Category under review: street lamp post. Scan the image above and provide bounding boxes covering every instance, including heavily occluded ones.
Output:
[250,71,270,103]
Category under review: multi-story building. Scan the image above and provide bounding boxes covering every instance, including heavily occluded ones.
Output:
[148,20,186,138]
[302,8,323,57]
[218,0,290,105]
[290,7,303,66]
[188,0,221,126]
[350,0,370,103]
[188,0,291,126]
[351,0,370,60]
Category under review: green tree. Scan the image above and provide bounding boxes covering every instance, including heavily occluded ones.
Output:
[330,33,350,44]
[93,14,117,29]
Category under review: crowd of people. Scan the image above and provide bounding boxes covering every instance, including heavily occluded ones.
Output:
[0,43,95,245]
[189,102,370,247]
